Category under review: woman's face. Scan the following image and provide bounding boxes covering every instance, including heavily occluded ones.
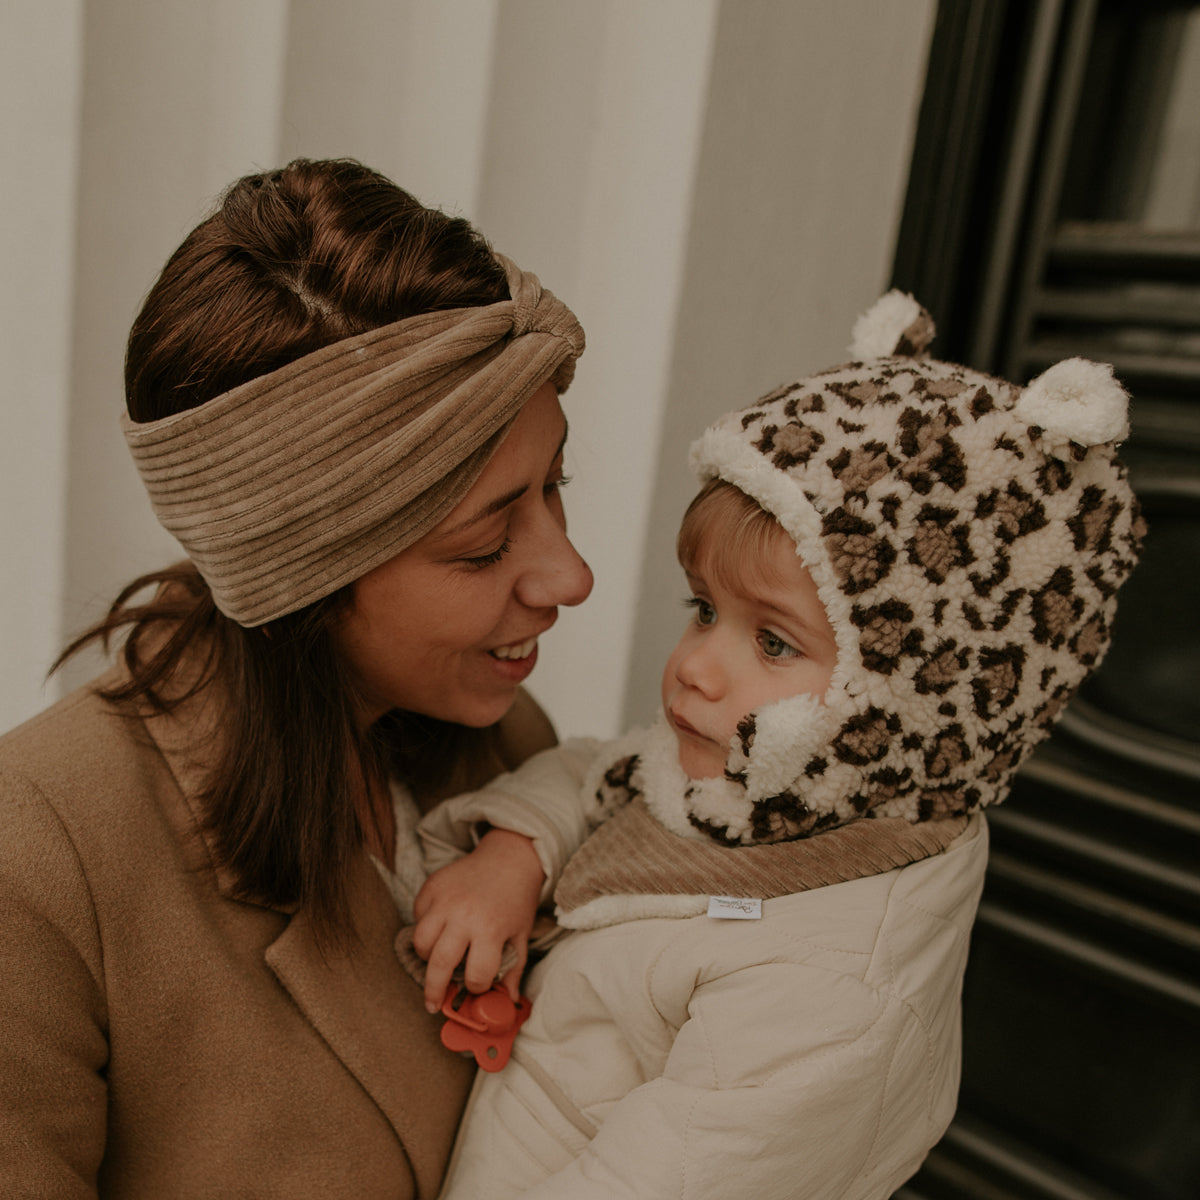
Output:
[332,382,593,728]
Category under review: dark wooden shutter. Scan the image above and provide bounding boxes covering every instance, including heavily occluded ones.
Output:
[892,3,1200,1198]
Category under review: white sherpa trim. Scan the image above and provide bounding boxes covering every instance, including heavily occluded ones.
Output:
[735,692,826,795]
[689,425,859,716]
[683,773,756,842]
[556,891,708,931]
[690,426,825,546]
[850,290,924,359]
[1015,358,1129,446]
[634,708,835,845]
[634,719,712,841]
[580,724,654,827]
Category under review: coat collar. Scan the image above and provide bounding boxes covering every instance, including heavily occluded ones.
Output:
[136,663,473,1195]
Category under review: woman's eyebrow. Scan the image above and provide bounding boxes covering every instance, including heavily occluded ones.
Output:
[433,422,569,540]
[442,484,529,538]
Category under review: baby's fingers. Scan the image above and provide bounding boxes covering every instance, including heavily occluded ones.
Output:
[410,908,444,963]
[498,937,529,1003]
[461,938,505,996]
[422,931,469,1014]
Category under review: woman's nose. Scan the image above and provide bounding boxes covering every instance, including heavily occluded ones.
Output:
[516,520,594,611]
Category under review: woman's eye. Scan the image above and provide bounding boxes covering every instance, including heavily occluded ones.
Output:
[684,597,717,626]
[544,472,572,496]
[462,539,512,569]
[760,630,800,659]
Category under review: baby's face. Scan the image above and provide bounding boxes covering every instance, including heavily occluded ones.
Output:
[661,533,838,780]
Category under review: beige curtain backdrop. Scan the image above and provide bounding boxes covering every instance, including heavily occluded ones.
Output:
[1,0,935,740]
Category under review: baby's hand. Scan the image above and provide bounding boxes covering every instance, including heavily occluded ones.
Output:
[412,828,544,1013]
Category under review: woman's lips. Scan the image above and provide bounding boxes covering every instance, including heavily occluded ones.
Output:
[487,636,540,684]
[491,636,538,661]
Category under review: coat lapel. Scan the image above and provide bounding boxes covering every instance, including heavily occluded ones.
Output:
[264,855,474,1197]
[139,674,474,1197]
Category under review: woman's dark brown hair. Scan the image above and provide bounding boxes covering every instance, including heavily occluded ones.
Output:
[58,159,511,939]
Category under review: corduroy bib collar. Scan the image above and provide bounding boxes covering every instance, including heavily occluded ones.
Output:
[554,796,968,931]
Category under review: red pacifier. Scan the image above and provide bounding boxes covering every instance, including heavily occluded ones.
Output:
[439,981,531,1072]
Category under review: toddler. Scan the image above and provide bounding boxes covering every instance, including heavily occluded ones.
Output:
[412,292,1144,1199]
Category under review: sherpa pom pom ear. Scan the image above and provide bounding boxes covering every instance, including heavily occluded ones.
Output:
[850,290,935,359]
[1014,358,1129,449]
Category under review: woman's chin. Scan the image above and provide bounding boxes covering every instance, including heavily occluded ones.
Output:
[451,687,524,730]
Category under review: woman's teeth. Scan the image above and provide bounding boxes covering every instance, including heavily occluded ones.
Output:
[491,637,537,661]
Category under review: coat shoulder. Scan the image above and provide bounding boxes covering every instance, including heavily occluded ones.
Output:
[0,678,189,879]
[0,677,151,785]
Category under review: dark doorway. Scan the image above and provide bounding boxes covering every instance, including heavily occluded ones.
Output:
[891,3,1200,1198]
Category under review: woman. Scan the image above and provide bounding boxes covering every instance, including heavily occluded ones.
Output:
[0,159,592,1198]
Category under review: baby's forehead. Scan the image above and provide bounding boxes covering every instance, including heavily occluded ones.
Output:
[686,525,816,605]
[685,494,786,558]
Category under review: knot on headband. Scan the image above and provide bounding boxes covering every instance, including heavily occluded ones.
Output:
[123,255,584,626]
[509,266,546,339]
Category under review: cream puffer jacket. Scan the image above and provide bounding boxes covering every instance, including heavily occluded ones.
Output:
[420,740,989,1200]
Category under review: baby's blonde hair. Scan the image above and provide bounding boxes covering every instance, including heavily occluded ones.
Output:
[676,478,797,593]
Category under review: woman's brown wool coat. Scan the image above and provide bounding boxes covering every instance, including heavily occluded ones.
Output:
[0,669,553,1198]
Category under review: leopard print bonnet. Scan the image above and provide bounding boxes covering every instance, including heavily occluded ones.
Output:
[596,292,1145,846]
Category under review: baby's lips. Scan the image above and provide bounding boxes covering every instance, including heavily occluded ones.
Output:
[439,982,531,1072]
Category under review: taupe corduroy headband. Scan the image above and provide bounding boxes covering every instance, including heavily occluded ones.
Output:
[123,255,584,627]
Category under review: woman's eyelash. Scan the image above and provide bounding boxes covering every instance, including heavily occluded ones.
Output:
[459,475,568,569]
[463,539,512,569]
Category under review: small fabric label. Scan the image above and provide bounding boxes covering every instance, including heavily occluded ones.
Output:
[707,895,762,920]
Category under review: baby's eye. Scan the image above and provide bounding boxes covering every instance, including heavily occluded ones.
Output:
[684,597,717,626]
[759,630,800,659]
